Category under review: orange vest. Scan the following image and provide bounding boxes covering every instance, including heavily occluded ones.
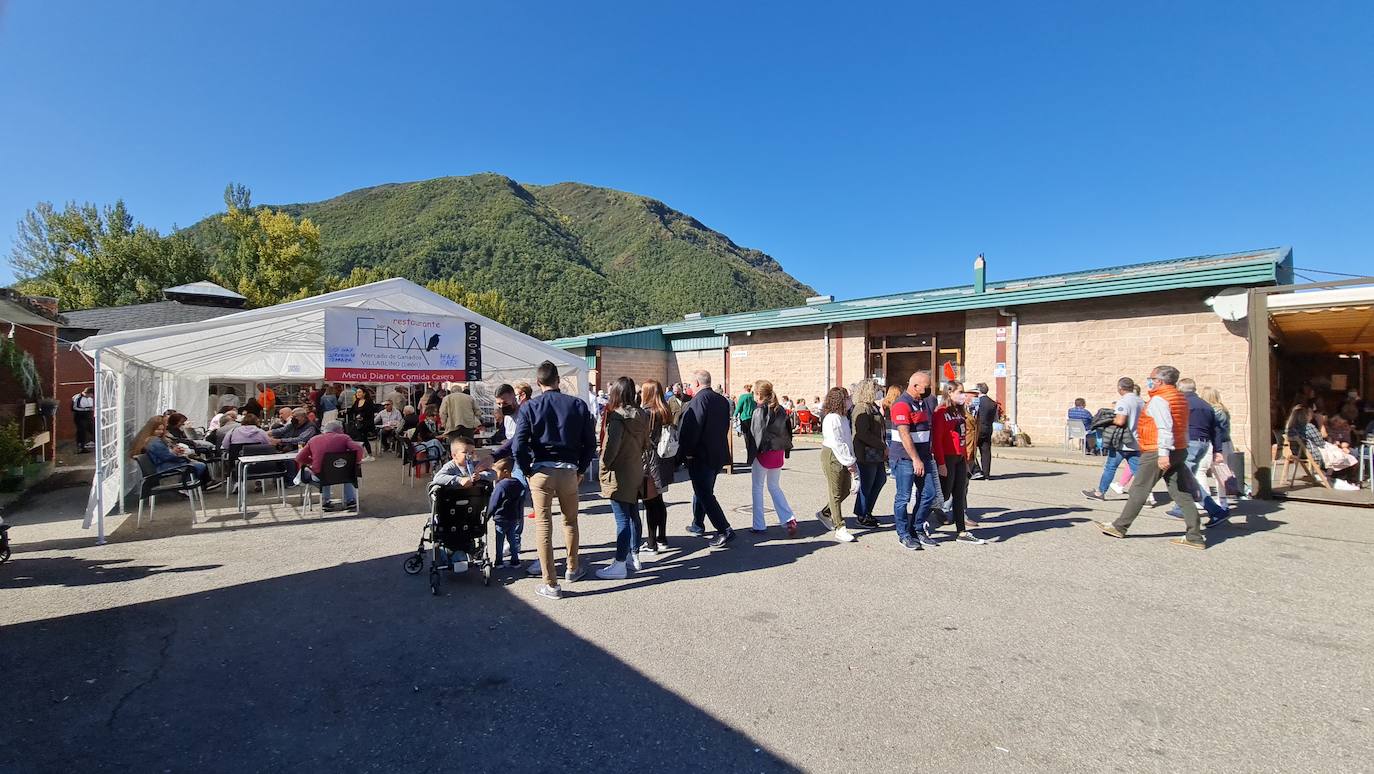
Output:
[1136,384,1189,453]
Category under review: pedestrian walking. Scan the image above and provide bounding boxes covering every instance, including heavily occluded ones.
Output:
[816,387,859,543]
[71,386,95,453]
[638,379,674,553]
[735,382,757,465]
[1172,378,1230,524]
[1099,365,1206,549]
[932,381,985,544]
[748,380,797,535]
[1082,377,1144,500]
[677,370,737,548]
[890,371,940,550]
[596,377,650,580]
[971,383,997,479]
[850,379,887,529]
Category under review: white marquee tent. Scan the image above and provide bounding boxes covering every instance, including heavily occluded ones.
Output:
[79,278,585,542]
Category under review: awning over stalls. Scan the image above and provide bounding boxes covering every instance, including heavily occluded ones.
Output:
[78,278,584,543]
[1269,286,1374,354]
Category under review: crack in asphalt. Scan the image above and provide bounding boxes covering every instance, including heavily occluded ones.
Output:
[106,618,177,730]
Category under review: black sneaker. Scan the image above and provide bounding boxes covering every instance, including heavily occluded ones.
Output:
[204,480,225,492]
[1205,514,1229,528]
[900,535,924,551]
[855,515,880,529]
[813,508,835,530]
[1081,489,1105,501]
[708,529,737,548]
[915,532,939,548]
[685,523,706,537]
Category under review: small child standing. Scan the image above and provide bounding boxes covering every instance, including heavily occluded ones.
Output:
[488,458,525,567]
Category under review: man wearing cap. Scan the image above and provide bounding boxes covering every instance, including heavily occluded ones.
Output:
[971,383,998,480]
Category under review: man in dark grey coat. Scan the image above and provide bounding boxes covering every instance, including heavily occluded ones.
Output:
[676,370,737,548]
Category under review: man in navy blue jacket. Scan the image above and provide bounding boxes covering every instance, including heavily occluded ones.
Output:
[676,370,737,548]
[512,361,597,600]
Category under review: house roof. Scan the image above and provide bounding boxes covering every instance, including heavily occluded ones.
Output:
[61,301,242,338]
[551,247,1294,346]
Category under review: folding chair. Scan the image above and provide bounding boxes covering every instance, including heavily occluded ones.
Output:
[1066,422,1087,453]
[300,451,362,516]
[133,453,205,527]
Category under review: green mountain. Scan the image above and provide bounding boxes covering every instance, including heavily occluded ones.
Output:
[216,174,814,339]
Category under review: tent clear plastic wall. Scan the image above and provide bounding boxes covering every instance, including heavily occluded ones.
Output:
[79,278,584,542]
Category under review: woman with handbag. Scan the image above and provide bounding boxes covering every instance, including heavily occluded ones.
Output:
[850,379,887,529]
[749,380,798,535]
[639,379,674,553]
[932,381,986,544]
[596,377,650,579]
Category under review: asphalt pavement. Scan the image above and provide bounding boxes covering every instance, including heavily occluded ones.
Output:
[2,449,1371,773]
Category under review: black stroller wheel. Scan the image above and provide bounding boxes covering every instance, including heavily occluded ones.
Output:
[429,568,440,595]
[0,546,9,564]
[402,554,423,575]
[481,560,492,586]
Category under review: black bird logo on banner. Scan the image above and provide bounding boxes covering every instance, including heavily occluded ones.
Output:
[426,333,440,352]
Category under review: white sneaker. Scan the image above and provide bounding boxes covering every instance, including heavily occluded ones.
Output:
[596,560,627,579]
[1333,479,1358,491]
[362,455,376,463]
[1109,482,1126,495]
[834,527,856,543]
[525,559,542,577]
[627,552,643,572]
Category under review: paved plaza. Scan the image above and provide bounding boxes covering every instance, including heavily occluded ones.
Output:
[2,449,1371,773]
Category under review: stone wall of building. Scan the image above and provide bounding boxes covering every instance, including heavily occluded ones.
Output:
[965,309,999,394]
[669,349,727,390]
[724,322,867,403]
[1007,288,1252,459]
[596,346,670,391]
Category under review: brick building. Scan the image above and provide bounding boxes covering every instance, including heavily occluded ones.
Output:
[0,290,63,461]
[552,248,1296,476]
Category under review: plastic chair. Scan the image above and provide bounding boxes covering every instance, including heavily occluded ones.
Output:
[133,453,205,527]
[300,451,361,515]
[1066,422,1087,452]
[795,410,817,434]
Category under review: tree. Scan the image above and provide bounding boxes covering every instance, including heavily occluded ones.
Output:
[9,200,211,310]
[425,278,509,324]
[218,184,323,307]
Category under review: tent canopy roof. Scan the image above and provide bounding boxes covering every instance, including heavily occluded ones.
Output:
[80,278,583,382]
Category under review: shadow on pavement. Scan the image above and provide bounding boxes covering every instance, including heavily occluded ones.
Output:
[982,470,1068,480]
[1,557,223,589]
[0,554,797,773]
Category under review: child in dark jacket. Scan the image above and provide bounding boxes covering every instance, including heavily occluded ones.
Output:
[488,458,526,567]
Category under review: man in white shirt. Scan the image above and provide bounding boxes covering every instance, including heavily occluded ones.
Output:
[71,387,95,452]
[374,400,403,452]
[1082,377,1143,500]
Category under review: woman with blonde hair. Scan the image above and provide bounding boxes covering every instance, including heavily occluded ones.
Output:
[748,379,797,536]
[1198,386,1235,512]
[638,379,673,552]
[850,379,887,529]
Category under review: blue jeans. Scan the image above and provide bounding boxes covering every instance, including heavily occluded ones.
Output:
[609,498,642,562]
[1097,449,1140,493]
[302,468,356,504]
[1184,440,1226,518]
[494,516,523,562]
[688,459,731,533]
[853,461,887,518]
[891,452,939,540]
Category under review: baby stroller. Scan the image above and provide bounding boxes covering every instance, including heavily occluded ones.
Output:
[403,479,494,594]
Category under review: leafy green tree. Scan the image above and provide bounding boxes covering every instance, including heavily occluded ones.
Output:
[217,184,323,307]
[426,278,509,324]
[9,200,211,309]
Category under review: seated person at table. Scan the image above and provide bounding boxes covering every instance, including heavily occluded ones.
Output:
[208,405,236,432]
[270,408,319,450]
[207,408,240,445]
[1327,415,1353,450]
[220,413,272,449]
[486,458,525,567]
[164,412,215,454]
[432,436,490,488]
[400,405,419,437]
[1067,398,1093,430]
[410,415,448,473]
[295,420,365,511]
[269,406,294,430]
[375,399,403,452]
[131,415,222,491]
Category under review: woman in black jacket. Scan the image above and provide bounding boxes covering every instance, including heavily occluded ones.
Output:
[850,379,888,529]
[638,379,674,553]
[345,387,379,460]
[749,380,797,536]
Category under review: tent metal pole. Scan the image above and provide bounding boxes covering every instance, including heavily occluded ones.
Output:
[94,350,105,545]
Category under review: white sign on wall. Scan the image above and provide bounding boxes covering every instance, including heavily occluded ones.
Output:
[324,308,481,383]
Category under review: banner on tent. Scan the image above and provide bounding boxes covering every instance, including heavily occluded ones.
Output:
[323,309,482,382]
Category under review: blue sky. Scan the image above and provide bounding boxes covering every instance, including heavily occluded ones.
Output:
[1,1,1370,299]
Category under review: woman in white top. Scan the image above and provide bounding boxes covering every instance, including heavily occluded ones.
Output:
[817,387,858,543]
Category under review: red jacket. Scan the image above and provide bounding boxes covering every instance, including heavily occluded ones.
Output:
[295,431,364,475]
[932,405,967,462]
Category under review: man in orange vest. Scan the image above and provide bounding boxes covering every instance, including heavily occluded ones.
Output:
[1098,365,1205,549]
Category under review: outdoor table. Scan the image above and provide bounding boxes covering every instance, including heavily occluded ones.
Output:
[236,452,297,515]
